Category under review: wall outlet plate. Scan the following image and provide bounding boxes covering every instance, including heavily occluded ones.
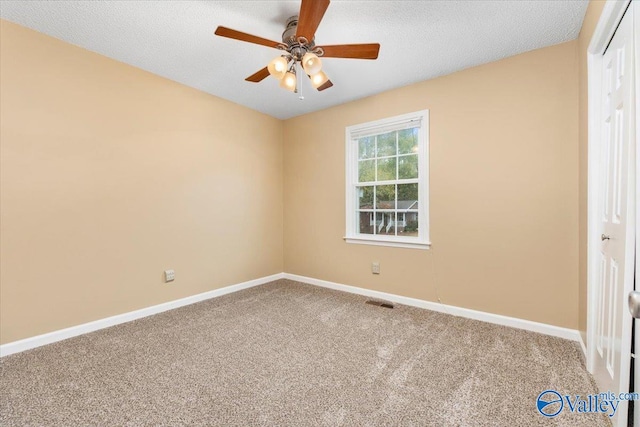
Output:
[164,269,175,282]
[372,262,380,274]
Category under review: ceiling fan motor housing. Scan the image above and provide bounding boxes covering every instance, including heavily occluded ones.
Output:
[282,15,315,60]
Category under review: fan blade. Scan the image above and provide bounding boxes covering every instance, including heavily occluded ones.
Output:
[245,67,270,82]
[319,44,380,60]
[215,26,281,49]
[296,0,330,41]
[317,80,333,91]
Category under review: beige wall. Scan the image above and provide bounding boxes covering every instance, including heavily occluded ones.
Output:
[577,1,606,345]
[284,41,580,329]
[2,9,600,344]
[0,20,284,344]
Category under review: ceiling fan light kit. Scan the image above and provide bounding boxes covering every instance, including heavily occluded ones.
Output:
[265,24,327,94]
[267,56,288,80]
[301,52,322,75]
[310,70,329,89]
[280,71,297,92]
[214,0,380,96]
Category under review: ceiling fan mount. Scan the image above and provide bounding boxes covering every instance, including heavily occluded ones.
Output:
[214,0,380,93]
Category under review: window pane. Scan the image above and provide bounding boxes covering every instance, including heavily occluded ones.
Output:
[401,211,419,237]
[358,136,375,159]
[358,159,375,182]
[397,183,418,204]
[358,186,374,209]
[398,155,418,179]
[376,185,396,209]
[398,128,419,155]
[376,132,396,157]
[347,111,428,245]
[358,211,375,235]
[377,157,396,181]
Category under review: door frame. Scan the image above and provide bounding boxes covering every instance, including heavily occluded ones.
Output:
[634,4,639,425]
[586,0,633,374]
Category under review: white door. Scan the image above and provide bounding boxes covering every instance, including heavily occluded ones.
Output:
[634,2,640,426]
[593,4,636,427]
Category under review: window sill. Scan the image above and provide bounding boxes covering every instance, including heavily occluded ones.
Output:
[344,236,431,250]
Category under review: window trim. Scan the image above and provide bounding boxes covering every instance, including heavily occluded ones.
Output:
[344,110,430,249]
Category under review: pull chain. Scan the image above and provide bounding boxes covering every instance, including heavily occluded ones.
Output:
[297,62,304,100]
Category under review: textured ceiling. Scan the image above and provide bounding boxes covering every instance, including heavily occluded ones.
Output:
[0,1,588,120]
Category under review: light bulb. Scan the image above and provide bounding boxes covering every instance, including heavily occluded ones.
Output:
[267,56,288,80]
[279,71,297,92]
[302,52,322,75]
[309,71,329,89]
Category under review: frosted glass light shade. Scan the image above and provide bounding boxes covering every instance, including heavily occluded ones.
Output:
[310,71,329,89]
[301,52,322,75]
[280,71,297,92]
[267,56,288,79]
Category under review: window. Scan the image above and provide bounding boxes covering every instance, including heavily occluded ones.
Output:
[345,110,430,249]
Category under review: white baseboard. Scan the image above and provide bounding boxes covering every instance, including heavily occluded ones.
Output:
[284,273,581,342]
[579,334,587,359]
[1,271,581,357]
[0,273,285,357]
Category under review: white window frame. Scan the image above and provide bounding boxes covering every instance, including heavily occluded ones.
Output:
[344,110,430,249]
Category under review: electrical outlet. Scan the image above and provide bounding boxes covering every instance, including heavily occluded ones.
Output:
[372,262,380,275]
[164,269,175,282]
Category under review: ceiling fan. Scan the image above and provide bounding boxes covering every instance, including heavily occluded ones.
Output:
[214,0,380,95]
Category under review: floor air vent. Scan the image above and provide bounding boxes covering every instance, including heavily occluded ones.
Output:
[365,300,394,309]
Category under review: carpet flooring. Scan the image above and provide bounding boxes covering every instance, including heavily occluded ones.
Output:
[1,279,609,426]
